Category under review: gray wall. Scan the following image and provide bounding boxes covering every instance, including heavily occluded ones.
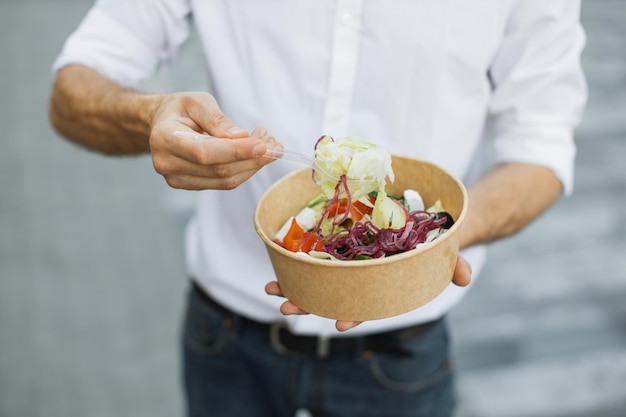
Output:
[1,1,625,416]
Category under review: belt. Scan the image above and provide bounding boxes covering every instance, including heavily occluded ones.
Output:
[192,282,441,359]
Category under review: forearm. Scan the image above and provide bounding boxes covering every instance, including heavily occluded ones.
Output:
[459,162,562,249]
[49,64,162,155]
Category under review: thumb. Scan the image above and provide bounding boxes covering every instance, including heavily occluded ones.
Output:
[187,93,249,139]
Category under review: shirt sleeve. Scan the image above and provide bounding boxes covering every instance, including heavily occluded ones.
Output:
[52,0,191,89]
[487,0,587,195]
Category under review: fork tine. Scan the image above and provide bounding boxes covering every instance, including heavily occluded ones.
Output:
[265,148,369,184]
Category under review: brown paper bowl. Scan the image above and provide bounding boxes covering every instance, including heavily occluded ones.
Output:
[254,155,467,321]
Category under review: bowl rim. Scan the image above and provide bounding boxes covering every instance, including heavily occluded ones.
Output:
[253,155,468,267]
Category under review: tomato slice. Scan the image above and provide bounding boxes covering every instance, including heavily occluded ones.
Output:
[282,218,305,251]
[299,232,319,252]
[350,196,375,222]
[327,198,349,218]
[313,238,325,252]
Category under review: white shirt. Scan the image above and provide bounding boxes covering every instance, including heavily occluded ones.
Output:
[53,0,587,336]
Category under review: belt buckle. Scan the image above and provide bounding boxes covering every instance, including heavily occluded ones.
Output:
[269,322,331,358]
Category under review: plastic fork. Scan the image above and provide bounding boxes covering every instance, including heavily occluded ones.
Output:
[172,130,367,184]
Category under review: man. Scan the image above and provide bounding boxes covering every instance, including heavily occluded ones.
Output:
[49,1,586,416]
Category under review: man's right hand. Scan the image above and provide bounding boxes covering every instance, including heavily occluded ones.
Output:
[50,65,282,191]
[149,92,281,190]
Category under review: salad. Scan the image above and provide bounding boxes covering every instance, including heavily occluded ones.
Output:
[274,136,455,260]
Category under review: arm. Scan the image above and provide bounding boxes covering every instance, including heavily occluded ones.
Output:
[457,2,586,247]
[49,65,280,190]
[49,65,157,155]
[460,162,562,249]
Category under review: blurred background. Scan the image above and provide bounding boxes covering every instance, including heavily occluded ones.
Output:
[1,1,625,416]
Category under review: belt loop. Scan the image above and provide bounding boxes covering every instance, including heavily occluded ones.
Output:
[270,321,289,355]
[316,336,330,358]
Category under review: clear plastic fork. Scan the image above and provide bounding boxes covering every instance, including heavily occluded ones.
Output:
[172,130,367,184]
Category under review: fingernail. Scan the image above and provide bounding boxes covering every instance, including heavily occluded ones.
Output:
[228,126,246,136]
[262,136,276,144]
[264,144,283,158]
[253,143,267,157]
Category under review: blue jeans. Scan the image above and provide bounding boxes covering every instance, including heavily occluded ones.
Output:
[182,284,456,417]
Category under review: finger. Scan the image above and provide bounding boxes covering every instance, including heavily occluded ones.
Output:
[265,281,283,297]
[167,128,280,167]
[156,148,270,179]
[161,165,261,190]
[165,130,261,165]
[153,128,282,190]
[280,301,308,316]
[336,321,362,332]
[267,283,309,315]
[185,94,249,139]
[452,256,472,287]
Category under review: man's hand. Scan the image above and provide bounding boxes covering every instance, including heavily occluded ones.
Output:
[150,92,281,190]
[50,66,282,191]
[265,255,472,332]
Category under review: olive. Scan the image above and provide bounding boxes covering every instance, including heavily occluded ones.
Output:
[435,211,455,229]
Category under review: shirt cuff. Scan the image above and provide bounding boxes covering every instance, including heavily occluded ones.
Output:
[52,7,162,89]
[491,123,576,195]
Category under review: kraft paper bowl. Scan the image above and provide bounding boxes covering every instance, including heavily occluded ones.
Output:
[254,155,467,321]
